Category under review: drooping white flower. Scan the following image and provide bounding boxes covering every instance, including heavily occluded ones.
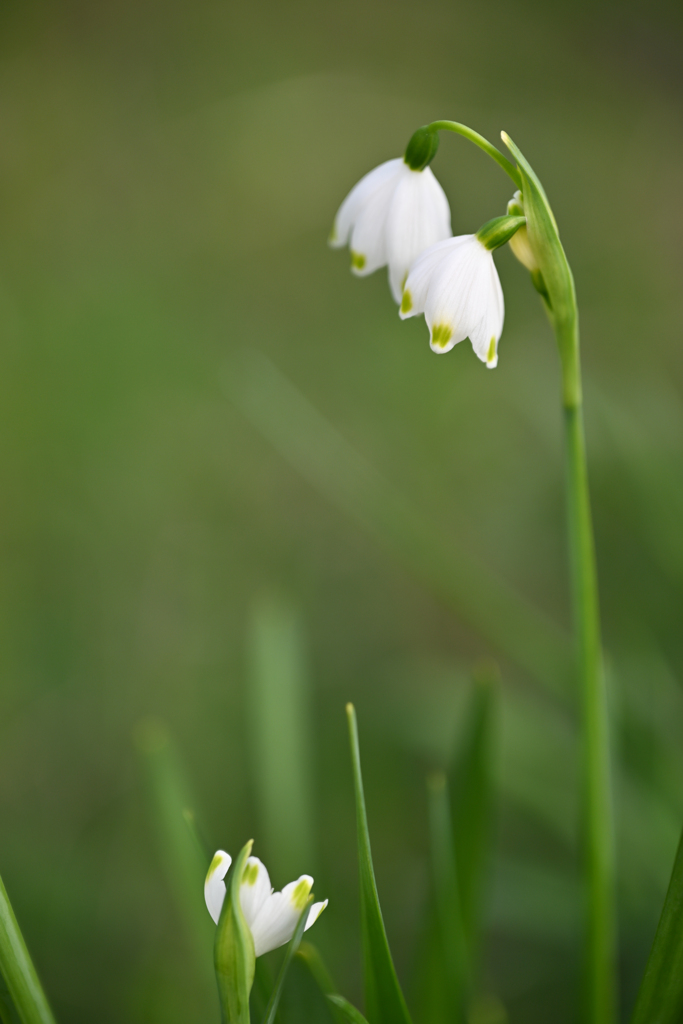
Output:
[330,158,452,303]
[204,849,328,957]
[399,234,505,368]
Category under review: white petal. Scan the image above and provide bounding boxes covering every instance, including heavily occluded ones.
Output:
[400,236,469,320]
[468,255,504,367]
[239,856,273,930]
[330,159,404,249]
[422,237,494,355]
[249,874,314,957]
[386,167,452,303]
[205,850,232,925]
[305,900,328,930]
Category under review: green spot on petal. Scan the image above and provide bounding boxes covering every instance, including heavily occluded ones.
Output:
[350,251,366,270]
[242,862,259,886]
[431,323,453,350]
[207,852,225,879]
[291,878,313,910]
[400,289,413,314]
[487,336,497,364]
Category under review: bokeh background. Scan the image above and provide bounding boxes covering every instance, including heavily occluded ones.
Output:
[1,0,682,1021]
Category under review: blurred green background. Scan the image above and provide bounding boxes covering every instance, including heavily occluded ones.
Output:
[0,0,682,1021]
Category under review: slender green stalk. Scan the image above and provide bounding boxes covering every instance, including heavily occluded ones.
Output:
[564,392,616,1024]
[427,122,522,189]
[0,874,56,1024]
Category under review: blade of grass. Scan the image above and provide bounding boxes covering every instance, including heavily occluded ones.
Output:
[247,595,316,879]
[427,772,468,1022]
[261,898,313,1024]
[450,663,498,955]
[225,352,571,699]
[296,943,347,1024]
[346,704,412,1024]
[0,873,56,1024]
[135,720,216,1009]
[328,995,372,1024]
[630,827,683,1024]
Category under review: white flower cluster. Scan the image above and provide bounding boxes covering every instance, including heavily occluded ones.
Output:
[205,849,327,956]
[330,151,522,369]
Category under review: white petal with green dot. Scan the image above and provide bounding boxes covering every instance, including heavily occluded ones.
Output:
[401,234,504,367]
[239,856,273,931]
[249,874,321,956]
[330,158,451,302]
[204,849,232,925]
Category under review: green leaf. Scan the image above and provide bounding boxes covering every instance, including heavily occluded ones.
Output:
[296,942,347,1024]
[261,897,313,1024]
[0,970,22,1024]
[630,827,683,1024]
[450,663,498,954]
[346,704,413,1024]
[500,132,580,406]
[427,772,468,1021]
[215,841,256,1024]
[0,873,56,1024]
[327,995,372,1024]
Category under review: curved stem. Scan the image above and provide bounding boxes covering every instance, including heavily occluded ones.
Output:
[427,121,522,190]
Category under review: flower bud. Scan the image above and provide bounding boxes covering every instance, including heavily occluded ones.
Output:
[403,126,440,171]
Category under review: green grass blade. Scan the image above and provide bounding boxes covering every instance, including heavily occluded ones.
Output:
[0,873,56,1024]
[226,353,571,699]
[296,943,347,1024]
[247,594,316,879]
[427,772,468,1021]
[630,828,683,1024]
[261,898,312,1024]
[327,995,371,1024]
[346,704,412,1024]
[450,664,498,954]
[135,721,216,1007]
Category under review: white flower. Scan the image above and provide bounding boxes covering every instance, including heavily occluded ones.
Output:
[400,234,504,368]
[330,158,452,303]
[204,850,328,957]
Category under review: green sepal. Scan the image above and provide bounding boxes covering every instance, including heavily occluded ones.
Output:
[328,995,372,1024]
[500,132,580,406]
[404,127,439,171]
[261,897,312,1024]
[215,841,256,1024]
[475,215,526,252]
[346,704,413,1024]
[630,827,683,1024]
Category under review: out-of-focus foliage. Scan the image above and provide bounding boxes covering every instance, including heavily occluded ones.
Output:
[0,0,682,1022]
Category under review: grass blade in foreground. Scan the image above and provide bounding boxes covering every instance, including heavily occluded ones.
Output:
[296,943,347,1024]
[0,873,56,1024]
[450,664,497,954]
[630,828,683,1024]
[427,772,467,1021]
[261,898,312,1024]
[328,995,371,1024]
[346,704,412,1024]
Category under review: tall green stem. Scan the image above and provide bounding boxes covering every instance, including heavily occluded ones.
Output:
[0,873,56,1024]
[560,335,616,1024]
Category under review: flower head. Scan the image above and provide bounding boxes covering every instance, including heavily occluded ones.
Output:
[204,849,328,957]
[400,234,505,368]
[330,157,451,303]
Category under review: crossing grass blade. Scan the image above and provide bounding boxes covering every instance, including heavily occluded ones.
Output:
[261,898,313,1024]
[328,995,372,1024]
[630,828,683,1024]
[0,874,56,1024]
[296,943,347,1024]
[346,704,413,1024]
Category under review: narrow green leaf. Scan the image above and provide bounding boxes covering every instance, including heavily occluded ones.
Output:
[0,969,22,1024]
[296,942,347,1024]
[328,995,372,1024]
[449,663,498,954]
[630,827,683,1024]
[215,841,256,1024]
[346,704,413,1024]
[427,772,468,1021]
[0,873,56,1024]
[261,897,312,1024]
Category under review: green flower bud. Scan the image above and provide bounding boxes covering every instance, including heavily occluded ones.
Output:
[475,215,526,251]
[403,126,440,171]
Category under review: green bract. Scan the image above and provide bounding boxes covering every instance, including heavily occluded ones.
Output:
[403,126,439,171]
[475,215,526,252]
[214,841,256,1024]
